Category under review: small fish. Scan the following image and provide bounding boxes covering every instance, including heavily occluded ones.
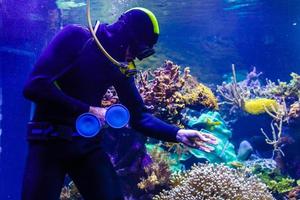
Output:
[205,118,221,131]
[229,161,244,168]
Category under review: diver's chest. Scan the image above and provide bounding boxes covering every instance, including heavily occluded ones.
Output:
[59,55,114,90]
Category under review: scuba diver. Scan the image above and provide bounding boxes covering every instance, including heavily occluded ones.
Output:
[21,6,217,200]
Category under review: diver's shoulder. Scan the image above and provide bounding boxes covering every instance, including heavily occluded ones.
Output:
[61,24,90,37]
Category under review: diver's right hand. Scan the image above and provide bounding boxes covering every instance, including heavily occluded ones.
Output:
[89,106,107,124]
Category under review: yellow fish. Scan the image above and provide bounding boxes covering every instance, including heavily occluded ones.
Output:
[205,118,221,131]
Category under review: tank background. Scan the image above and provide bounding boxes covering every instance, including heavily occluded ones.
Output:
[1,0,300,199]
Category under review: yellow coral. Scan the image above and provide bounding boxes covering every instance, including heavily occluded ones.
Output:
[182,83,219,110]
[243,98,278,115]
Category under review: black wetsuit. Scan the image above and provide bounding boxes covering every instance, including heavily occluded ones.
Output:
[22,24,179,200]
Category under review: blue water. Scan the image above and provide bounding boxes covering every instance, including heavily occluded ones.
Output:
[1,0,300,199]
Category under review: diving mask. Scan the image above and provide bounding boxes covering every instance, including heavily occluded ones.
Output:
[134,43,155,60]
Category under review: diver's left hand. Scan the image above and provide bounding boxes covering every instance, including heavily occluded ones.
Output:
[176,129,218,152]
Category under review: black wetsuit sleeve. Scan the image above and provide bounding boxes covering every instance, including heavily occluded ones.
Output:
[114,76,180,142]
[23,25,90,115]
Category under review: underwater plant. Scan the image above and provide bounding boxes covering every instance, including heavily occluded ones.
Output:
[153,163,274,200]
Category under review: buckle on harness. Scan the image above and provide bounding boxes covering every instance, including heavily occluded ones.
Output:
[27,122,77,141]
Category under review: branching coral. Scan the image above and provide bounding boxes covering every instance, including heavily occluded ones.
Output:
[263,97,289,122]
[153,163,274,200]
[137,60,218,127]
[217,64,279,116]
[265,72,300,99]
[217,64,250,110]
[136,60,187,126]
[260,118,285,158]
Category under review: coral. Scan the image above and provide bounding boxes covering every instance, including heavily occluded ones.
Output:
[289,101,300,119]
[100,86,119,107]
[217,64,250,110]
[60,186,71,200]
[265,72,300,99]
[180,71,219,110]
[260,118,285,158]
[263,97,289,122]
[136,60,188,126]
[100,128,152,199]
[144,143,185,172]
[137,144,174,192]
[217,65,283,117]
[153,163,274,200]
[186,111,237,163]
[60,182,82,200]
[161,142,190,165]
[243,158,278,172]
[99,60,218,127]
[242,159,300,198]
[216,66,300,122]
[252,165,296,194]
[288,185,300,200]
[137,60,218,127]
[268,178,295,194]
[243,98,278,115]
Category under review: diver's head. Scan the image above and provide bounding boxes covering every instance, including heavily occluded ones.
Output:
[119,7,160,61]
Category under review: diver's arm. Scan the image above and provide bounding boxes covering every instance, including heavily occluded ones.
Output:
[114,76,180,142]
[23,25,90,115]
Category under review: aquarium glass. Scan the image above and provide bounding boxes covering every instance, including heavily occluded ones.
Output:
[1,0,300,199]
